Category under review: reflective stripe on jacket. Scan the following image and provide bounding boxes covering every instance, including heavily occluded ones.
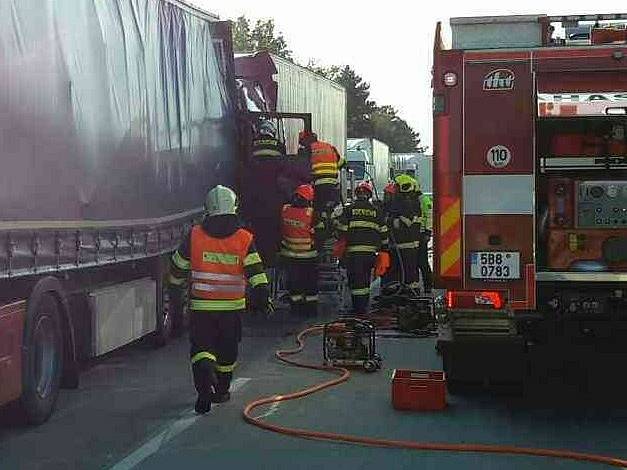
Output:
[389,196,421,248]
[280,204,318,259]
[310,141,341,185]
[335,200,388,256]
[251,137,284,159]
[190,226,252,309]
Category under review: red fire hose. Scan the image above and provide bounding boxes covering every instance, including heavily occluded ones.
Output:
[243,326,627,467]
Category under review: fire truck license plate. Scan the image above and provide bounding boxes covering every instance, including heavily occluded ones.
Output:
[470,252,520,280]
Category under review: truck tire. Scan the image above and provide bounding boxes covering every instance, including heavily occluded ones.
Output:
[19,292,63,425]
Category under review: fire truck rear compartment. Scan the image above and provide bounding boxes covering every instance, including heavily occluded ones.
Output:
[536,112,627,319]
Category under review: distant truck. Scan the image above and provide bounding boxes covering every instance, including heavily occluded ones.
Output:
[432,13,627,389]
[0,0,238,423]
[391,153,433,194]
[347,138,391,200]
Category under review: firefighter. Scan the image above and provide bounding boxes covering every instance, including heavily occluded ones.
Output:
[243,119,287,266]
[381,181,400,287]
[279,184,319,317]
[388,174,422,291]
[251,120,286,160]
[169,185,271,414]
[416,180,434,293]
[335,181,390,314]
[298,130,345,221]
[383,181,397,215]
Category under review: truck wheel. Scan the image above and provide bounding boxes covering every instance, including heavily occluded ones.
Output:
[20,293,63,425]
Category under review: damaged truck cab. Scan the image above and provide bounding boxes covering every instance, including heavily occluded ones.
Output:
[433,14,627,387]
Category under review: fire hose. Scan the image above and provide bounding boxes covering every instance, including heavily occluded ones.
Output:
[243,326,627,468]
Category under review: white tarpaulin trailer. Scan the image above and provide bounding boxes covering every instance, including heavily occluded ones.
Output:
[272,55,347,156]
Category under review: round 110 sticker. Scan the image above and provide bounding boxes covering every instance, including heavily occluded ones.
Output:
[486,145,512,168]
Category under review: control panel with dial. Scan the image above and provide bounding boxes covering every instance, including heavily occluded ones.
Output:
[577,181,627,228]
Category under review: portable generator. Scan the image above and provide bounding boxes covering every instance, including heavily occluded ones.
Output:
[323,318,382,372]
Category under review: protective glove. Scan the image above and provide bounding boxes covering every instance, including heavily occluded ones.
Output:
[374,251,391,277]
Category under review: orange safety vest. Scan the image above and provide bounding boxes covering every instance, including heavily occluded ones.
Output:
[280,205,317,259]
[310,141,339,186]
[190,226,253,306]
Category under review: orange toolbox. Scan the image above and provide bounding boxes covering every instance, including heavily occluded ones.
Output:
[392,369,447,411]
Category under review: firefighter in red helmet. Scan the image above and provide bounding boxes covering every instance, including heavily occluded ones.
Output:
[335,181,390,314]
[383,181,397,216]
[279,184,319,317]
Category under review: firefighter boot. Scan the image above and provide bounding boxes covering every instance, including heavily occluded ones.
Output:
[193,360,218,414]
[195,395,212,414]
[212,372,232,403]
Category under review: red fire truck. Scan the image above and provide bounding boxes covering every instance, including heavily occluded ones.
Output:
[433,14,627,388]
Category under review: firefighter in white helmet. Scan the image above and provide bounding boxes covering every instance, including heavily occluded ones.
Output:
[242,119,287,266]
[169,185,271,414]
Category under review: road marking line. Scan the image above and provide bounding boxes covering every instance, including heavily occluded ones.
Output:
[254,401,281,420]
[109,377,251,470]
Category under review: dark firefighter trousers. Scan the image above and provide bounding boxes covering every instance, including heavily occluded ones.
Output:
[190,311,242,398]
[382,247,420,289]
[284,258,319,316]
[345,253,375,314]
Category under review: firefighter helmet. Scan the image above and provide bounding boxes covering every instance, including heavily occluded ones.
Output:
[355,181,374,198]
[257,120,277,138]
[384,182,397,195]
[294,184,314,202]
[298,130,318,145]
[205,185,238,216]
[395,174,417,193]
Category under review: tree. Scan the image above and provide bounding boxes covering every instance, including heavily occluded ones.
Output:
[310,64,376,138]
[312,64,422,152]
[370,106,422,153]
[232,16,423,151]
[232,16,292,60]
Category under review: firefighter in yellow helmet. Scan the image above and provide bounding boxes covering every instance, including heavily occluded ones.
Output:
[387,174,422,291]
[169,185,271,414]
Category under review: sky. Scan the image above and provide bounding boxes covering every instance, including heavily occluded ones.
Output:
[191,0,625,150]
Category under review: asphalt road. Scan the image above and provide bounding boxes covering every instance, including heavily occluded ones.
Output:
[2,305,627,470]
